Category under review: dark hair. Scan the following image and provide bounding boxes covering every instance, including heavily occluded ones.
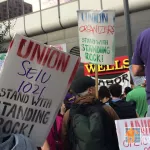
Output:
[124,87,132,95]
[109,84,122,97]
[99,86,111,100]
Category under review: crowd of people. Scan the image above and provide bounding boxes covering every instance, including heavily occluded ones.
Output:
[1,29,150,150]
[41,75,148,150]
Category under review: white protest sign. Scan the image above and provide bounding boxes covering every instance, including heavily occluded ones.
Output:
[129,65,145,86]
[54,43,67,53]
[115,118,150,150]
[77,10,115,65]
[91,71,130,92]
[0,34,80,146]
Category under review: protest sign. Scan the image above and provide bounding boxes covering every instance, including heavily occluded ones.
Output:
[0,53,6,69]
[77,10,115,65]
[54,43,67,53]
[115,118,150,150]
[84,56,129,76]
[129,65,145,86]
[0,34,80,146]
[91,71,130,92]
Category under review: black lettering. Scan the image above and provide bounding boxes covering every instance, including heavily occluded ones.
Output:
[16,106,28,120]
[0,88,6,97]
[10,91,17,100]
[46,100,52,108]
[31,110,38,122]
[2,120,12,134]
[106,80,114,86]
[122,74,129,82]
[2,102,11,116]
[12,122,20,134]
[98,80,105,86]
[28,125,34,137]
[114,77,121,84]
[35,110,45,123]
[23,95,29,103]
[6,104,17,118]
[25,108,33,121]
[43,112,50,124]
[0,117,4,126]
[6,89,13,99]
[32,96,42,106]
[19,123,28,135]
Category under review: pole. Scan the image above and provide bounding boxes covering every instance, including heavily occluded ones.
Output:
[100,0,103,9]
[123,0,133,64]
[95,64,99,99]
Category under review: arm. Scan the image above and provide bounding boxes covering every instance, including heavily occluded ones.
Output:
[103,105,119,120]
[41,140,50,150]
[132,65,145,76]
[61,110,70,150]
[132,34,145,76]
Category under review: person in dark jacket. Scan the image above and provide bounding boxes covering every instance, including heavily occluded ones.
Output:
[99,86,111,104]
[109,84,139,119]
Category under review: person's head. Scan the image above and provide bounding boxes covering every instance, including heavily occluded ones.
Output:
[109,84,122,98]
[124,87,132,96]
[71,76,95,97]
[98,86,111,103]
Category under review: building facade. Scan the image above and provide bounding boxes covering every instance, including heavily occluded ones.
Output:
[0,0,150,60]
[0,0,32,21]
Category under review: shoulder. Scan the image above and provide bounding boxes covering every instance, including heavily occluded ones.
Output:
[102,104,119,120]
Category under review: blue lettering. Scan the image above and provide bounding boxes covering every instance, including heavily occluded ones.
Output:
[81,12,108,23]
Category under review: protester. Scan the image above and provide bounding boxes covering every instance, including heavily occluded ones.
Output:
[109,84,138,119]
[62,76,119,150]
[126,82,148,117]
[98,86,111,104]
[46,103,66,150]
[132,28,150,114]
[0,133,37,150]
[122,87,132,101]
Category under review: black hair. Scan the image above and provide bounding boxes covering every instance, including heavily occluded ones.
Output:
[109,84,122,97]
[99,86,111,100]
[124,87,132,95]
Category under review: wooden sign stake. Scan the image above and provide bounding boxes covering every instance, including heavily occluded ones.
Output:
[95,64,99,99]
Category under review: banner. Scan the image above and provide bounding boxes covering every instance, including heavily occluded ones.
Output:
[129,65,145,86]
[115,118,150,150]
[54,43,67,53]
[0,34,80,146]
[84,56,129,76]
[77,10,115,65]
[91,71,130,92]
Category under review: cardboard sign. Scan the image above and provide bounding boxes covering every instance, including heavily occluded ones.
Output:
[77,10,115,65]
[91,71,130,92]
[54,43,67,53]
[115,118,150,150]
[129,65,145,86]
[84,56,129,76]
[0,34,80,146]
